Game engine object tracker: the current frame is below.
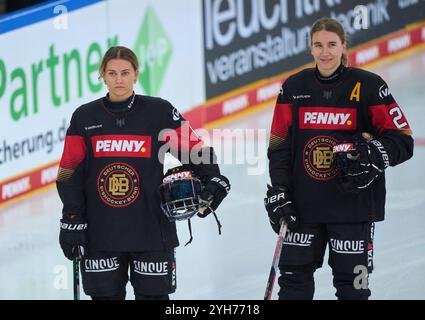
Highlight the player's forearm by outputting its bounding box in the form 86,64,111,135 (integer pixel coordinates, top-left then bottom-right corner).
189,146,221,178
56,181,86,217
268,149,293,189
378,130,414,166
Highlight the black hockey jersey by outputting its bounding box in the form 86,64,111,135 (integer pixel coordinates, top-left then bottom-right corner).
268,66,414,223
57,95,218,252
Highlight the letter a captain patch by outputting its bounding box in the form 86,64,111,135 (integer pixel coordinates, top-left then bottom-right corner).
350,82,361,102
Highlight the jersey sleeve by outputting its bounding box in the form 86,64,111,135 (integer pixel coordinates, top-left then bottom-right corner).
267,80,293,188
161,102,220,178
367,76,414,166
56,113,87,217
161,103,203,154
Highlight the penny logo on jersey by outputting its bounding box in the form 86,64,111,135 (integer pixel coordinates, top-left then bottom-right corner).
98,162,140,207
91,135,152,158
303,136,339,180
299,107,357,130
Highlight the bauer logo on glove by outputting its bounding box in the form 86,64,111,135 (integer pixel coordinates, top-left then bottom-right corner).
332,133,390,193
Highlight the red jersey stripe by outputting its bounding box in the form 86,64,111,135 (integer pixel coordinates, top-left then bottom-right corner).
368,103,411,133
271,103,292,140
59,136,86,170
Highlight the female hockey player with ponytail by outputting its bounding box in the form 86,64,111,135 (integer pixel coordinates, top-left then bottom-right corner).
264,17,413,300
56,46,230,300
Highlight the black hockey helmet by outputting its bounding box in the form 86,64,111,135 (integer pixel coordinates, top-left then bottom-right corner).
159,165,203,222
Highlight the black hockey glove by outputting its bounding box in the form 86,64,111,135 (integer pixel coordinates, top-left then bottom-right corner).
59,214,88,260
198,175,231,218
264,185,298,233
333,133,390,193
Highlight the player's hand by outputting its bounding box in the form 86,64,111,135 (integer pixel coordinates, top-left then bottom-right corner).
333,132,390,193
264,185,298,233
197,175,230,218
59,214,88,260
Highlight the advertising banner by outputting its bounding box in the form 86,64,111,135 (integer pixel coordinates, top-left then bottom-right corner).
106,0,205,109
202,0,425,99
0,1,109,202
0,0,205,205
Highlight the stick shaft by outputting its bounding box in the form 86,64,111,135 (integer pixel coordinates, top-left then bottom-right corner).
264,222,288,300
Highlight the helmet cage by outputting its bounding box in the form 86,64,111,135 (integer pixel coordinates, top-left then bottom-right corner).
159,177,203,221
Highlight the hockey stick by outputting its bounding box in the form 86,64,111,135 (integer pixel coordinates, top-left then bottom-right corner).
264,221,288,300
73,246,82,300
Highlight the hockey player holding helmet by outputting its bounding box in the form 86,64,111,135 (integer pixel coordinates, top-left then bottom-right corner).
264,18,414,300
159,165,227,245
56,46,230,300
